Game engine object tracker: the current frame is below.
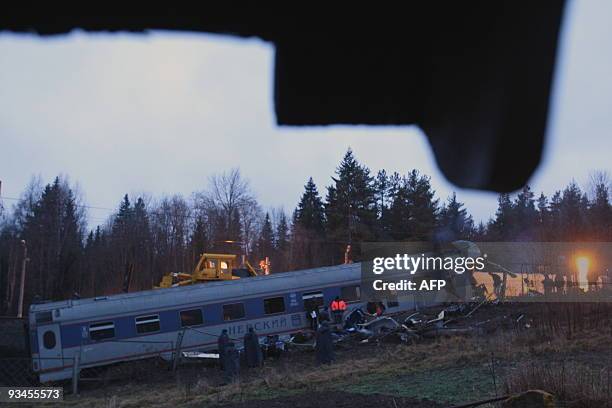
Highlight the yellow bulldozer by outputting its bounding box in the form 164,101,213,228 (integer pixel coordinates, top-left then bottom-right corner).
156,253,259,289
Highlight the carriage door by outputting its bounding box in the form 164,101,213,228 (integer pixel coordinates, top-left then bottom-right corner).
37,324,63,371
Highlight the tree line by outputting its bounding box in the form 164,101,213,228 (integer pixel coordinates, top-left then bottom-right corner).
0,149,610,313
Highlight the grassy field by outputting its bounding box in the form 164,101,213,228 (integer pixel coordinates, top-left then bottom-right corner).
30,303,612,407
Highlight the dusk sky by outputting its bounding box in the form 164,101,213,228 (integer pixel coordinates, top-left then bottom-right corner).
1,1,611,227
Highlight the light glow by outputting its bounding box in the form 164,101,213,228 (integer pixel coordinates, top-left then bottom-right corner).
576,256,590,291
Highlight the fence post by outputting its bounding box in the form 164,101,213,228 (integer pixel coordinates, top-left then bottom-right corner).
72,354,80,395
490,352,497,397
172,329,186,372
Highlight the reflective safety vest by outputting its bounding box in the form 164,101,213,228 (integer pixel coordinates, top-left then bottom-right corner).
331,300,347,311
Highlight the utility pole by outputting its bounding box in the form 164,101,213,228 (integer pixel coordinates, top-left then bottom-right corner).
0,179,4,220
17,240,29,318
0,179,9,314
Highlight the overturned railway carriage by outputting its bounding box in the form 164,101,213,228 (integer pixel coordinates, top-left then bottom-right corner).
29,262,430,382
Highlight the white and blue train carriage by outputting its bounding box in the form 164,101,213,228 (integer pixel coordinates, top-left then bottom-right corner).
29,262,423,382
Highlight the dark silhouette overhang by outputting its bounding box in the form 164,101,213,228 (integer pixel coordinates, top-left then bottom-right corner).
1,3,567,192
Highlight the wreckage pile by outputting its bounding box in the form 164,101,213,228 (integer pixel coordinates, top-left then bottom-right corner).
180,298,533,365
292,298,531,349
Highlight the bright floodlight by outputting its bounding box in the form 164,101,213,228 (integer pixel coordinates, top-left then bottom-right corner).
576,256,590,291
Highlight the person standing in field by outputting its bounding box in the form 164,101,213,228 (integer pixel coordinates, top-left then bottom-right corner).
330,296,347,324
243,327,263,368
315,321,334,364
217,329,230,370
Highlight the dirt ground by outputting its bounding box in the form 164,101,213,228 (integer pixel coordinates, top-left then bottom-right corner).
217,391,443,408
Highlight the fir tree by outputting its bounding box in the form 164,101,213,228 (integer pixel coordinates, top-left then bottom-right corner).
256,213,275,265
387,178,412,241
589,178,612,240
489,193,514,240
374,170,390,239
560,182,583,240
438,192,474,240
536,193,550,240
274,212,290,272
275,212,290,254
325,149,377,261
404,170,438,241
514,185,538,240
295,178,325,234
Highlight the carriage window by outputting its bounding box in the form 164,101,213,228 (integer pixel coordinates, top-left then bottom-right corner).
43,331,56,349
135,315,161,333
223,303,245,321
89,322,115,340
36,311,53,324
341,285,361,302
302,291,324,310
180,309,203,327
264,297,285,315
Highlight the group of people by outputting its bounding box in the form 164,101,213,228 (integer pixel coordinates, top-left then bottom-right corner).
216,296,389,377
217,327,263,383
307,296,349,330
309,297,389,365
305,296,349,365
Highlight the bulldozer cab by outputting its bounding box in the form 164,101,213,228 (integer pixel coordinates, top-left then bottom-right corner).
156,253,259,288
193,253,237,281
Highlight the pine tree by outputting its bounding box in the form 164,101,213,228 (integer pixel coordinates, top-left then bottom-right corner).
22,177,84,301
58,189,83,296
438,192,474,240
295,178,325,234
589,178,612,240
387,178,412,241
404,170,438,241
255,213,276,270
489,193,514,240
474,221,488,241
580,193,590,239
560,182,583,240
548,191,563,240
514,185,538,240
276,213,290,250
273,212,290,272
536,193,550,240
325,149,377,262
108,194,134,291
131,197,152,289
374,170,390,239
112,194,133,238
291,178,327,269
256,213,275,266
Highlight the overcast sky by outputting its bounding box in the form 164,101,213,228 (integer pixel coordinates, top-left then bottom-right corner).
1,1,611,228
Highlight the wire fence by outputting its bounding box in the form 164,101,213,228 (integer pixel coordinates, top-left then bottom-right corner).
0,357,41,387
0,325,295,399
0,353,197,395
0,329,222,395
